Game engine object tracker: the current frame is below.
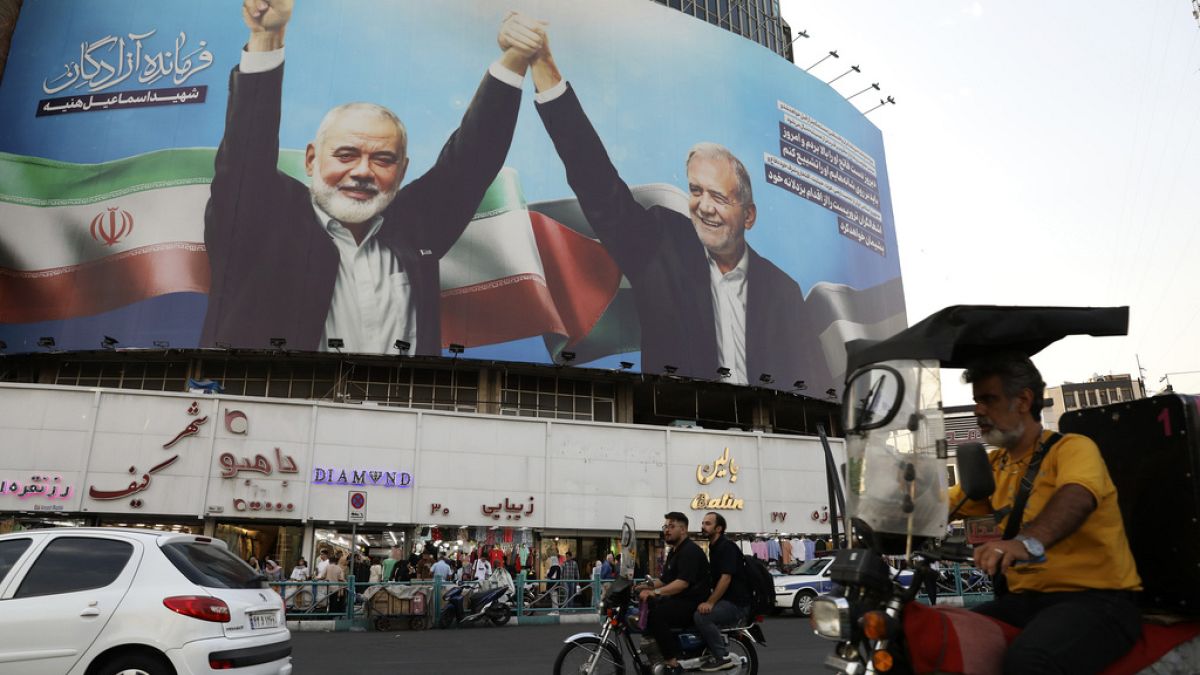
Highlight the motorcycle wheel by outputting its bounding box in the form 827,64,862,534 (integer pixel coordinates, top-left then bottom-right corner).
727,635,759,675
553,636,625,675
437,608,455,629
487,604,512,626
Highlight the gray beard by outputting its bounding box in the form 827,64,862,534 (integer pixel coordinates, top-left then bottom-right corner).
985,422,1025,449
310,177,398,225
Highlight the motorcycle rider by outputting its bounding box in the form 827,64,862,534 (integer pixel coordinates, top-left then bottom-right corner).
637,512,711,675
694,512,750,671
948,351,1141,674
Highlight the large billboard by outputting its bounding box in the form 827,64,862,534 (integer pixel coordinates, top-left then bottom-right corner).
0,0,905,394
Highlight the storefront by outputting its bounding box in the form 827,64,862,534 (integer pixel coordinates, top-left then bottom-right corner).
1,383,846,573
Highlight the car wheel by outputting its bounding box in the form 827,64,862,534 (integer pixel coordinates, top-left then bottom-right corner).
793,590,817,617
95,651,172,675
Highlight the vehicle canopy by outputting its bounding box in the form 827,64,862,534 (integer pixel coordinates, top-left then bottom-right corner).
839,305,1128,547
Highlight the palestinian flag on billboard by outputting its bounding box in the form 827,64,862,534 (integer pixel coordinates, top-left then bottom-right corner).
0,148,640,362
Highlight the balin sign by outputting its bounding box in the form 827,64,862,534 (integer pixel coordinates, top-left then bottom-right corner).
691,448,744,510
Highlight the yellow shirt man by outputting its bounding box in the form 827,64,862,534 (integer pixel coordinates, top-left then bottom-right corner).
949,431,1140,593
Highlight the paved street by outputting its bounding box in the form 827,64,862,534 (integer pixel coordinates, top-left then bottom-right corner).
290,615,832,674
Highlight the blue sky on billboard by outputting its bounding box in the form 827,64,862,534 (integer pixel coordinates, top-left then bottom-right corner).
782,0,1200,403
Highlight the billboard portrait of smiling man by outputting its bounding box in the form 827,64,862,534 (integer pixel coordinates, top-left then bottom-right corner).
201,0,545,354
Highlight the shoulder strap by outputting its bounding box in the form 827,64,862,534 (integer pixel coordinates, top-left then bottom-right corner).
1002,432,1063,539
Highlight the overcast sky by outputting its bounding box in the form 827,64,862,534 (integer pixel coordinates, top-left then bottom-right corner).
779,0,1200,405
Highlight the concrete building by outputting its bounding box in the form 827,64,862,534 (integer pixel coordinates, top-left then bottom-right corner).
1043,374,1146,430
651,0,796,61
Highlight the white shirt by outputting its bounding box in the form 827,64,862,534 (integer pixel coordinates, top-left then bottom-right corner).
314,206,417,354
239,49,527,353
474,558,492,581
708,247,750,385
316,557,329,578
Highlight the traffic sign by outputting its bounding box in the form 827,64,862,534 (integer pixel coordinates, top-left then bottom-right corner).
348,490,367,522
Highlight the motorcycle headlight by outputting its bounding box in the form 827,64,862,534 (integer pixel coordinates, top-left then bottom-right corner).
810,595,852,641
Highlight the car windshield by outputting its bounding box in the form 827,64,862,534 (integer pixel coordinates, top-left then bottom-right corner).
162,541,266,589
790,558,827,575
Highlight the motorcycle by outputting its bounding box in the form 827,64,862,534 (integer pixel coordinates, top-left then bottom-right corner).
553,578,766,675
437,580,513,628
809,305,1200,674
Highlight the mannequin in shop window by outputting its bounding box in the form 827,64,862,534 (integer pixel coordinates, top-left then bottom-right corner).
290,558,310,581
264,559,283,582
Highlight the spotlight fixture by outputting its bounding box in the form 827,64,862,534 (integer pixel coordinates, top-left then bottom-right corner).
663,365,678,375
394,339,411,353
37,336,55,349
101,335,119,350
560,351,576,363
214,341,232,350
153,340,170,349
759,373,774,385
826,388,838,399
326,338,344,352
716,367,731,378
269,337,287,349
792,380,807,391
619,361,634,370
448,343,465,355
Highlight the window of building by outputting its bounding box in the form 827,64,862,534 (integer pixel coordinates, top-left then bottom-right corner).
345,365,478,412
500,373,615,422
54,361,188,391
1063,392,1077,409
1099,389,1110,405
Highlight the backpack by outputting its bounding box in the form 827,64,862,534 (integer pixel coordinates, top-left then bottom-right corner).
741,556,776,617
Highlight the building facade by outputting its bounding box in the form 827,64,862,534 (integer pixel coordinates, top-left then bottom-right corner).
1043,374,1145,430
0,358,844,578
651,0,795,61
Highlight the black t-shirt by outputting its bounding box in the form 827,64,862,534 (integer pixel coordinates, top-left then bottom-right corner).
707,536,750,607
662,538,710,604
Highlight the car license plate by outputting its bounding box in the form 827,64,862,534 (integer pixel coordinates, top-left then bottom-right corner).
249,612,278,629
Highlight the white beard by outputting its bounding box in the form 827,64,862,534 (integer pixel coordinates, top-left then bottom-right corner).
984,422,1024,449
310,174,398,225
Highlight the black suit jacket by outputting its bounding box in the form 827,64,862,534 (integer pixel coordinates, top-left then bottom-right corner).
536,85,817,385
202,64,521,353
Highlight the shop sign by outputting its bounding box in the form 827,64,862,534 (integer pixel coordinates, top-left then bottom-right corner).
218,448,299,477
88,400,203,508
232,498,295,513
691,448,744,510
312,468,412,488
481,496,534,520
690,492,744,510
810,506,830,523
1,474,74,500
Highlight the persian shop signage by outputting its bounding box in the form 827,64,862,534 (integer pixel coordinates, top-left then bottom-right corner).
313,468,413,488
691,448,744,510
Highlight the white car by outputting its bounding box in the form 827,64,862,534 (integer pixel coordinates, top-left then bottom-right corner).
0,528,292,675
773,555,916,617
773,556,838,617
